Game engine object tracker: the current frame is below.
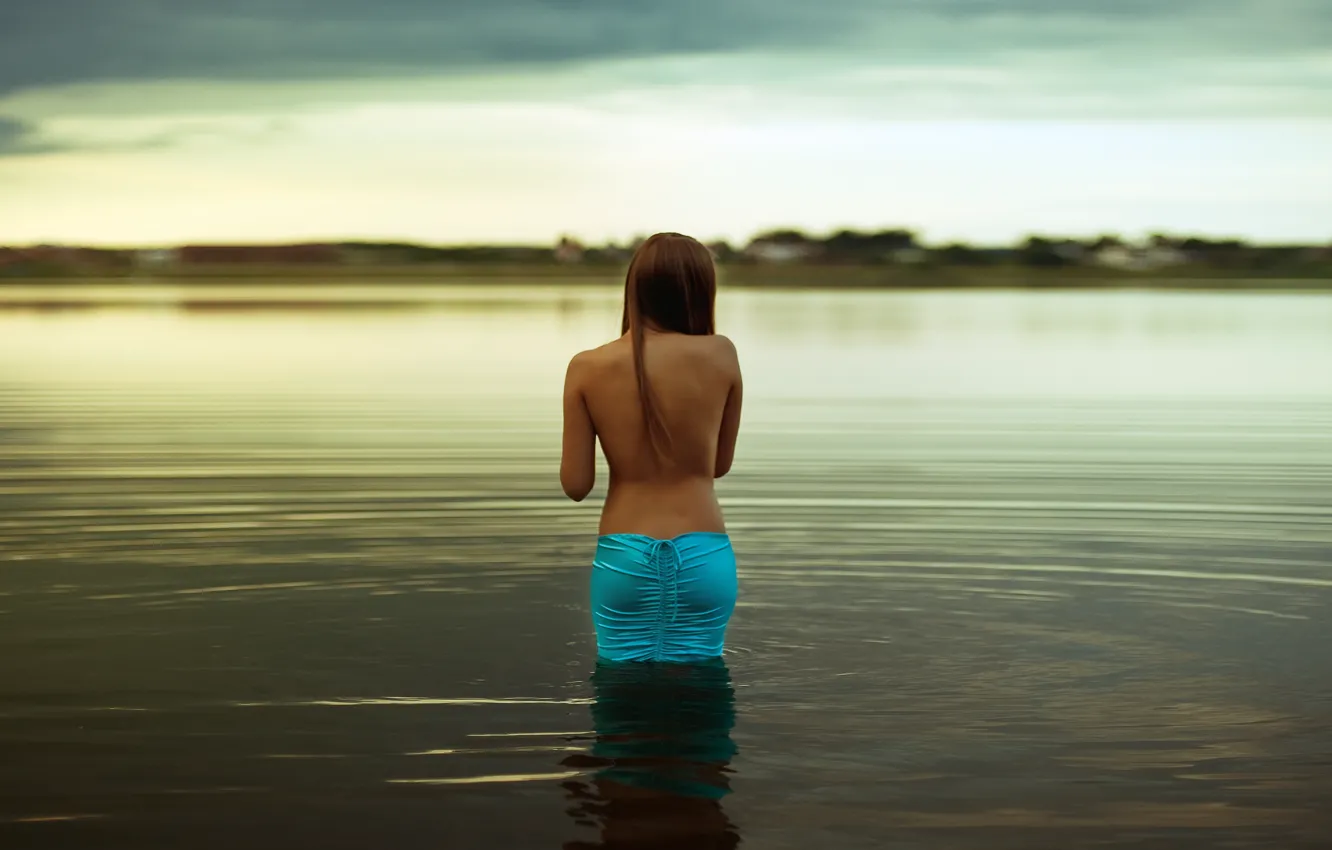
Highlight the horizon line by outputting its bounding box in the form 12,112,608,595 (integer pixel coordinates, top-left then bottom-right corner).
5,228,1330,252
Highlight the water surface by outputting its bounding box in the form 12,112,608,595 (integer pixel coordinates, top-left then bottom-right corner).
1,286,1330,848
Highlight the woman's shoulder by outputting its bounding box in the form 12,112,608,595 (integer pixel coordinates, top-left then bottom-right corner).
699,333,739,369
565,338,624,380
672,333,739,370
570,336,622,360
710,333,738,358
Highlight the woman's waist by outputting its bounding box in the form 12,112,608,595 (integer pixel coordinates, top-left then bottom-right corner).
599,479,725,538
594,530,735,572
606,474,719,498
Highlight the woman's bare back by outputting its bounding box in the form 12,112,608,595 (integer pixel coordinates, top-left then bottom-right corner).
561,330,743,538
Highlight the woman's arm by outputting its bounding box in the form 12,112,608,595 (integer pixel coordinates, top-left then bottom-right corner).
714,337,743,479
560,353,596,501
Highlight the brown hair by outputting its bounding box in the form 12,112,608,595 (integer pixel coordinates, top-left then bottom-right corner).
619,232,718,457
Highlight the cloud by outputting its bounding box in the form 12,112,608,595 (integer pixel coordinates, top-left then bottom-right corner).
0,0,1327,162
1,0,1329,98
0,116,63,156
0,0,851,94
0,110,294,158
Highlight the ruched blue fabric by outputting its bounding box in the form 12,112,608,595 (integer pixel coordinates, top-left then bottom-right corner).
591,532,737,662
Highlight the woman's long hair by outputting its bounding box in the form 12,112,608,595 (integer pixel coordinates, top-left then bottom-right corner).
619,233,717,457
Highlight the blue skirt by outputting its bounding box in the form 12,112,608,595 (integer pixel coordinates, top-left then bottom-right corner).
591,532,737,662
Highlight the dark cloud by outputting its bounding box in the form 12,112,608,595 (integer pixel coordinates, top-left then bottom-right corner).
1,0,853,94
1,1,1328,97
0,116,62,156
0,114,238,157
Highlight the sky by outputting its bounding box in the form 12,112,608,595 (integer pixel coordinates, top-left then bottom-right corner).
0,0,1329,247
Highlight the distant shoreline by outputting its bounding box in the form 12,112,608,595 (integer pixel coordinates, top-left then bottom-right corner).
0,262,1329,293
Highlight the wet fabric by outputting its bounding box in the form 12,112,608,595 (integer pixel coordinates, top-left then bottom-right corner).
591,532,737,662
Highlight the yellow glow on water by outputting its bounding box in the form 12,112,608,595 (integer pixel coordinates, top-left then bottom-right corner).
0,285,619,392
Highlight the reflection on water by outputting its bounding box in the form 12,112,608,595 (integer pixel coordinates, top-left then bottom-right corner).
0,285,1331,847
561,661,738,849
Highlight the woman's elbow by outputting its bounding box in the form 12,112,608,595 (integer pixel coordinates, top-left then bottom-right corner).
563,485,591,502
561,474,593,502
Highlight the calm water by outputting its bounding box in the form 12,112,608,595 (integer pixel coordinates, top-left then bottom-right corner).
1,285,1331,849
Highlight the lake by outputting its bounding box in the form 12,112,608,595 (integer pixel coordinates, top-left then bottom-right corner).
1,284,1331,849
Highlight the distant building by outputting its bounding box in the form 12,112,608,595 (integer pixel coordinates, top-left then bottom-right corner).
554,236,584,264
135,248,178,268
745,242,808,263
744,232,821,264
1093,244,1138,270
1092,241,1188,271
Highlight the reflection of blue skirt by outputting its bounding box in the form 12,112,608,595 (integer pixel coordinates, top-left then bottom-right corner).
583,658,738,800
591,533,737,663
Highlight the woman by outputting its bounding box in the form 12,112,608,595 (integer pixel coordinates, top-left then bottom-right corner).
560,232,743,663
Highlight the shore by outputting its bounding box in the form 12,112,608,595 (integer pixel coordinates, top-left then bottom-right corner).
0,262,1329,294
